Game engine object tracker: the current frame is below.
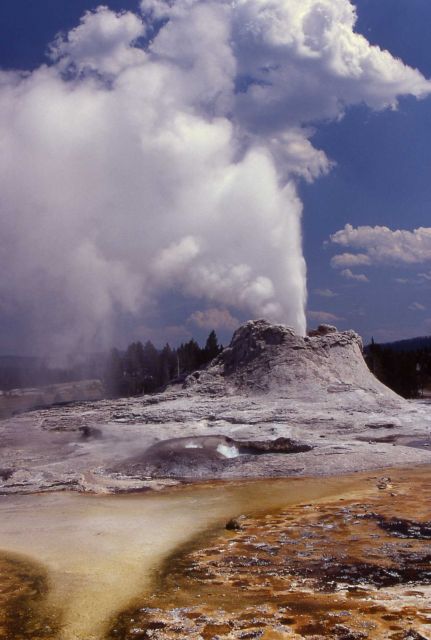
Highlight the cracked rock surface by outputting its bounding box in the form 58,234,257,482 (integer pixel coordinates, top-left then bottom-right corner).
1,320,431,494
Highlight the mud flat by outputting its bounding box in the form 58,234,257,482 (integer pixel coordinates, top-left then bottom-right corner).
0,467,430,640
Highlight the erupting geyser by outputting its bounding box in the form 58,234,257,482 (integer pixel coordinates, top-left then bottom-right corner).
0,0,430,354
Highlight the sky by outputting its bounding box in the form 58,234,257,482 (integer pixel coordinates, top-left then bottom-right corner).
0,0,431,356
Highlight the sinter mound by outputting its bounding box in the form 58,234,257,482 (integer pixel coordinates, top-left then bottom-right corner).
184,319,399,401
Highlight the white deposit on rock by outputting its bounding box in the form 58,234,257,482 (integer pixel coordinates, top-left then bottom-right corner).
184,319,399,404
0,319,430,494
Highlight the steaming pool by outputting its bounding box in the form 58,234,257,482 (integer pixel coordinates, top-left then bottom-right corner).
0,468,430,640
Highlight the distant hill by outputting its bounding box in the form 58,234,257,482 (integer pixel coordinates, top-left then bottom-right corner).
0,379,105,418
0,356,46,390
0,354,106,391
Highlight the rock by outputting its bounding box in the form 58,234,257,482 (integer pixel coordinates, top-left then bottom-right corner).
79,426,102,440
114,435,312,479
333,625,367,640
226,515,247,530
403,631,429,640
366,422,397,430
237,437,312,455
377,477,392,490
308,324,338,337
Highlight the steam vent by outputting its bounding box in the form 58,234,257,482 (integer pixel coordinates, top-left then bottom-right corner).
1,319,430,494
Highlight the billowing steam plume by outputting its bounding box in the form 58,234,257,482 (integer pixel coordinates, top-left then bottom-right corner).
0,0,429,353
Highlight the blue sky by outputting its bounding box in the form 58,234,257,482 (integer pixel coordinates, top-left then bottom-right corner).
303,0,431,343
0,0,431,355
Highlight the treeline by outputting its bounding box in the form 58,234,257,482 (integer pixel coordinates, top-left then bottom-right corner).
365,340,431,399
104,330,223,397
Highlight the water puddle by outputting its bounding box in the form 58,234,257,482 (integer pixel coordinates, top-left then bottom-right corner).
0,468,429,639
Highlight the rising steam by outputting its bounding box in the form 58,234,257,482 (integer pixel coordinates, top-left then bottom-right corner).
0,0,429,354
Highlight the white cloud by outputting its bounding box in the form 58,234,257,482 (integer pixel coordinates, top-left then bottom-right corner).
330,224,431,266
330,252,372,269
0,1,429,354
230,0,430,134
394,273,431,285
188,308,239,331
314,288,337,298
409,302,426,311
340,269,369,282
307,310,343,323
50,6,146,76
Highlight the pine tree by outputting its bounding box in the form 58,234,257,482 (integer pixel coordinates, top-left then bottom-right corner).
203,329,221,364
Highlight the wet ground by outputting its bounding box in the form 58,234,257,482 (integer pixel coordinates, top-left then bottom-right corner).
0,553,60,639
0,468,430,639
0,473,373,640
109,467,431,640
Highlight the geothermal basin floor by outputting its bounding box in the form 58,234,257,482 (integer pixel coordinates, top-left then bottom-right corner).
0,467,430,640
